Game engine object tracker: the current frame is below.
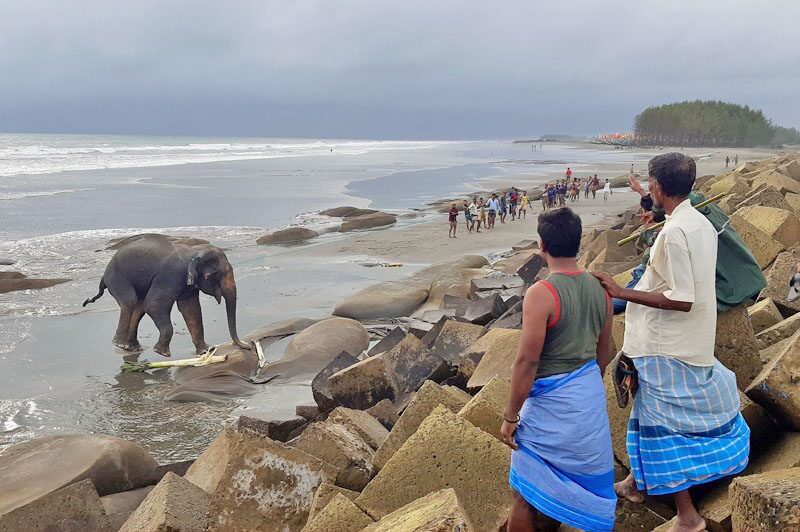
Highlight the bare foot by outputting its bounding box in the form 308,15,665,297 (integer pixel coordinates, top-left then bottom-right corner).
666,516,707,532
614,476,645,504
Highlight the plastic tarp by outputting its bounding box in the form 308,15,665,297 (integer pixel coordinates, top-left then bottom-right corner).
689,192,766,311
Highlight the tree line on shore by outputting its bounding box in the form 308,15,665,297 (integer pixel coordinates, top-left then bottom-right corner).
634,100,800,148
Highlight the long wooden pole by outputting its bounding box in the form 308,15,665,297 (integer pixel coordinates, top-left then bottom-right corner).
617,192,728,246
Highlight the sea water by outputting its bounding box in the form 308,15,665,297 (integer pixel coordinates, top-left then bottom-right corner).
0,133,648,459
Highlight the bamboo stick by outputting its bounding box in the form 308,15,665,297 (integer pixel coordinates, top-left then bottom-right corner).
617,192,727,246
121,351,227,372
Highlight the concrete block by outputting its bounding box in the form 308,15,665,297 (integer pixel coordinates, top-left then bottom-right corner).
736,184,794,212
714,305,762,390
382,334,445,396
735,206,800,248
236,414,307,443
296,404,320,420
469,275,524,298
752,169,800,195
328,406,390,450
0,479,111,532
100,486,154,531
365,399,399,431
185,427,337,531
578,230,637,269
746,331,800,430
368,326,408,357
428,320,487,366
372,381,471,471
119,472,208,532
786,193,800,213
730,467,800,532
779,159,800,180
465,328,523,388
301,493,373,532
748,298,785,334
356,406,511,531
708,174,750,197
458,376,510,440
289,421,375,491
360,488,473,532
517,253,547,284
729,215,785,269
760,336,792,366
512,239,538,251
698,433,800,531
312,352,360,413
461,294,507,325
329,354,399,411
307,483,360,522
755,312,800,350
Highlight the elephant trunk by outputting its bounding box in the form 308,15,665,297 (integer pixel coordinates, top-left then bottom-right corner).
221,272,251,350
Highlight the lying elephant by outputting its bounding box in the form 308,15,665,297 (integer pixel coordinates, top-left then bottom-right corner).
83,234,251,356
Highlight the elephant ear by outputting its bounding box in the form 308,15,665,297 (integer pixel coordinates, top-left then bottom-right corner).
187,252,201,286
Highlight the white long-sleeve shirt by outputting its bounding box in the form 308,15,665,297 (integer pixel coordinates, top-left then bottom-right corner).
622,199,718,366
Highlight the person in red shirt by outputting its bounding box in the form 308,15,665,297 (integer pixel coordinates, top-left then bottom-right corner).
448,203,458,238
565,167,572,180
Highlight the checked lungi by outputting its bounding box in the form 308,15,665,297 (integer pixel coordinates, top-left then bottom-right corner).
510,360,616,532
627,355,750,495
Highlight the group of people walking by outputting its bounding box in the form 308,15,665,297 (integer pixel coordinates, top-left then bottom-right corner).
542,171,613,211
448,187,530,237
447,169,617,237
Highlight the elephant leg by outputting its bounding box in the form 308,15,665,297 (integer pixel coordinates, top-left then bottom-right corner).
110,284,141,351
177,294,209,355
145,299,175,357
126,301,145,351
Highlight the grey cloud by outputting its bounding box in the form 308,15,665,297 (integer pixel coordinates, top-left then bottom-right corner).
1,0,798,138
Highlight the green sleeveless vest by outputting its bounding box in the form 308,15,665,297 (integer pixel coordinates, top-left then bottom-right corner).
536,271,609,378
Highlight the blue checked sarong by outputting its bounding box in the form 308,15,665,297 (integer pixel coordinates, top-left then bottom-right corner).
627,355,750,495
510,360,616,532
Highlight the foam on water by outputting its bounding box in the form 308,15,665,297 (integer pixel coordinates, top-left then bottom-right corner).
0,134,456,178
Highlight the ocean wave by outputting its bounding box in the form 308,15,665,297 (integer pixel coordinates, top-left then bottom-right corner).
0,187,97,200
0,136,457,178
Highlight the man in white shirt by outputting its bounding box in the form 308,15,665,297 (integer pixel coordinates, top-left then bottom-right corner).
467,198,480,233
594,153,749,532
487,194,500,229
602,179,612,203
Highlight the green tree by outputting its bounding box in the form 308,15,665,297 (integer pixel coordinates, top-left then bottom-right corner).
634,100,797,147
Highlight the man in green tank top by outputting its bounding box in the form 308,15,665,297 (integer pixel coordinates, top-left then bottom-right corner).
501,208,616,532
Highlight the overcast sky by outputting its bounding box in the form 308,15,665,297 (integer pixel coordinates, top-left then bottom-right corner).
2,1,798,139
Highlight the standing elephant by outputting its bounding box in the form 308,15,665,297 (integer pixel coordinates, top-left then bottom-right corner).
83,234,251,356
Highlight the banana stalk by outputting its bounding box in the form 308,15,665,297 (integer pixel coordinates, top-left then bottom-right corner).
121,350,227,372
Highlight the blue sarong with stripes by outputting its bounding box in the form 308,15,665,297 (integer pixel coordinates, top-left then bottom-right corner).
510,360,616,532
627,355,750,495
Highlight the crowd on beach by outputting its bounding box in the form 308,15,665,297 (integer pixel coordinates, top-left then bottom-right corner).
447,167,614,238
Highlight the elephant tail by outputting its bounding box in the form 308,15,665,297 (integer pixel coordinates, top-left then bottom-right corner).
83,279,107,307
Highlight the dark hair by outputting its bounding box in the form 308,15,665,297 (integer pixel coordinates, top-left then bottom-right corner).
649,152,696,197
538,207,581,258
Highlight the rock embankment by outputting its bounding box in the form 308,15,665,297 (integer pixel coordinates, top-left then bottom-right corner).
4,152,800,531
